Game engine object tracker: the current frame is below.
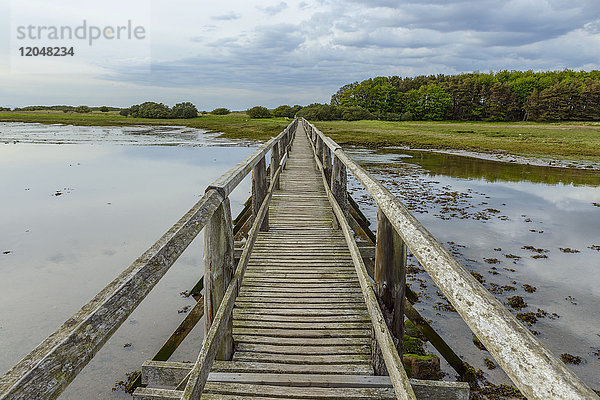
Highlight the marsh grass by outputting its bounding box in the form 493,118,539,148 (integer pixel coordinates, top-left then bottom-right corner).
2,111,600,161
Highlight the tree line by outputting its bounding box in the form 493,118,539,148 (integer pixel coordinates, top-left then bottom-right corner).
330,70,600,122
6,105,120,113
120,102,198,119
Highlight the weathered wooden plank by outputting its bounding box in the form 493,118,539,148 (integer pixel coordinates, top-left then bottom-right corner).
241,273,357,279
209,372,390,388
239,286,362,294
203,381,391,398
235,297,364,304
234,335,371,346
233,308,368,317
233,327,370,338
240,279,362,287
233,321,369,330
237,290,363,298
210,361,374,375
234,315,369,325
234,302,367,310
240,280,361,288
234,343,370,355
232,352,371,365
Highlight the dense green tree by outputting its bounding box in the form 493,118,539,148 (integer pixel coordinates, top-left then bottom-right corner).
339,106,374,121
331,69,600,122
171,102,198,119
272,105,293,117
247,106,271,118
211,107,230,115
272,105,303,118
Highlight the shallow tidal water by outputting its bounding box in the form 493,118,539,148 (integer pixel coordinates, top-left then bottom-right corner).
1,122,599,397
346,147,600,390
0,123,256,399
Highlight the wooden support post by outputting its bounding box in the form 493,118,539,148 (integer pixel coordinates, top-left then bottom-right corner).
316,136,324,162
204,197,234,361
331,155,348,230
271,142,281,190
252,156,269,231
323,147,332,185
373,207,407,374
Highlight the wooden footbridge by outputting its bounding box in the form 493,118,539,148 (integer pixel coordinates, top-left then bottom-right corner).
1,119,598,400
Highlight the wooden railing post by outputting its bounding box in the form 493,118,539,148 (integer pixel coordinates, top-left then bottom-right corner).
373,207,406,374
252,156,269,231
316,136,324,162
323,147,332,185
204,197,234,361
331,154,348,229
271,142,281,190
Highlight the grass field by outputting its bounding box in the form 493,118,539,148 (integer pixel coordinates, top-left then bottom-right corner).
2,111,600,162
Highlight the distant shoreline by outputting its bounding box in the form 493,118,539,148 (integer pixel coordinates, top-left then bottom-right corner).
2,111,600,169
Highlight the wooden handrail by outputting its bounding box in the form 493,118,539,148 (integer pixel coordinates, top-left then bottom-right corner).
306,128,417,400
0,119,298,400
300,118,600,400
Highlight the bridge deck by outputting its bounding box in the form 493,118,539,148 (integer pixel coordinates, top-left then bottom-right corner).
201,127,394,398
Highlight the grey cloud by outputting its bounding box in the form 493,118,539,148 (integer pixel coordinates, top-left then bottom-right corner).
259,2,288,15
211,12,241,20
102,0,600,109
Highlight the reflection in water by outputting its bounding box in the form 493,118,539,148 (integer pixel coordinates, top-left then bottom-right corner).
346,147,600,389
0,138,256,399
366,148,600,187
0,122,238,146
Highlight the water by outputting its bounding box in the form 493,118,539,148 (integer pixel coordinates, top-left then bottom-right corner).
346,147,600,390
0,123,257,399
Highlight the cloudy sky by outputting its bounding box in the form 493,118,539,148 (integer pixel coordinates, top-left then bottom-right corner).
1,0,599,109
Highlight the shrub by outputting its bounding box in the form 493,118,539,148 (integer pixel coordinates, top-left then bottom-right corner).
247,106,271,118
125,102,169,118
74,106,91,113
119,109,130,116
99,106,110,112
211,107,230,115
170,102,198,119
